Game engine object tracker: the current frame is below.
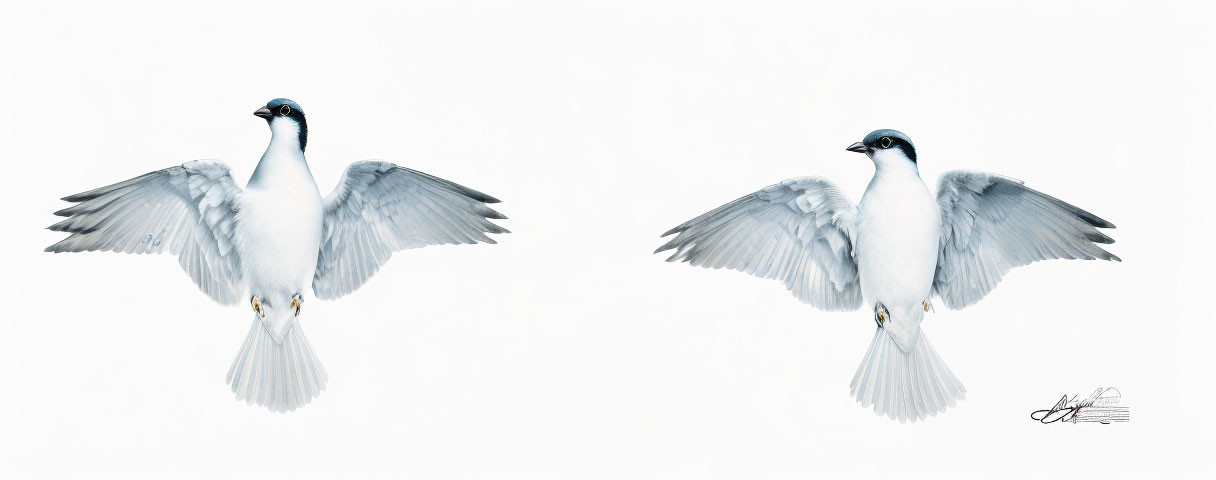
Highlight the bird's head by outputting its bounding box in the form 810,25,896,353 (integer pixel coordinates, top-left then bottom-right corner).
254,98,308,151
846,129,917,168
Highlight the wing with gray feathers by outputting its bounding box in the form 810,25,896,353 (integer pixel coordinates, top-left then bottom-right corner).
656,177,862,311
933,170,1119,309
46,160,245,305
312,161,508,300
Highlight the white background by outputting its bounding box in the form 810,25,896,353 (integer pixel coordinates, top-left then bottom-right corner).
2,1,1213,478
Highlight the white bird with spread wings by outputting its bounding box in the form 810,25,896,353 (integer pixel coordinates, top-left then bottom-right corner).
656,129,1118,422
46,98,508,412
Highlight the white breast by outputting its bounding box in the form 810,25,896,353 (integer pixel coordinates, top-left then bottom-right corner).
237,186,322,291
234,118,324,302
853,152,940,312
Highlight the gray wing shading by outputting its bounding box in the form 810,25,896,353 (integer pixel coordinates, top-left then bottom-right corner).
46,160,245,305
656,177,862,311
312,160,509,300
933,170,1119,309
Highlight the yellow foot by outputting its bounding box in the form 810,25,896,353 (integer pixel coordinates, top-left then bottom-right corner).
290,294,302,317
251,295,265,318
874,303,889,328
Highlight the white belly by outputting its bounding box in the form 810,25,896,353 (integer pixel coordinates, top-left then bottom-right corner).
854,176,940,314
235,178,324,303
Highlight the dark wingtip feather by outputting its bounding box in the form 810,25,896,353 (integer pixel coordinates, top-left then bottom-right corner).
660,226,684,237
44,239,70,253
58,171,161,203
1085,231,1116,244
455,184,499,204
654,242,679,254
61,192,102,202
47,219,94,233
1092,247,1121,262
459,188,500,204
1053,198,1115,229
1024,186,1117,230
1083,215,1116,229
61,188,109,202
60,187,109,202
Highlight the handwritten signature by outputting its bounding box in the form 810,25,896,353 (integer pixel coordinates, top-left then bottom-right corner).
1030,387,1129,424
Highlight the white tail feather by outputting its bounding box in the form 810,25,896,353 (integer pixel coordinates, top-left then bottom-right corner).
226,316,328,413
849,327,965,422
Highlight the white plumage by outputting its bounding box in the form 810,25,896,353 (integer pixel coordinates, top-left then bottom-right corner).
658,129,1117,422
47,99,508,412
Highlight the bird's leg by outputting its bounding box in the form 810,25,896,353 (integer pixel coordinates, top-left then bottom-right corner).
874,302,889,328
923,300,934,313
251,295,265,318
290,293,302,317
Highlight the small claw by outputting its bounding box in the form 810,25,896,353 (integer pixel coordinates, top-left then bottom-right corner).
874,302,889,328
290,294,301,317
251,296,265,318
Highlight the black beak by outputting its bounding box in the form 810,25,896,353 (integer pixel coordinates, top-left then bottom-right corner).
846,142,869,153
253,107,273,119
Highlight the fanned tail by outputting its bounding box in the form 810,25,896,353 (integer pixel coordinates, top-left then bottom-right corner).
849,327,965,422
226,316,328,413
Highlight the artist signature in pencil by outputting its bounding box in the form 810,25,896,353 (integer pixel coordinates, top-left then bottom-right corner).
1030,387,1129,424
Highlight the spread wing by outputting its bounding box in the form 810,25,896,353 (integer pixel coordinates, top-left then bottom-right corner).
656,177,862,311
46,160,245,305
933,170,1119,309
312,161,508,300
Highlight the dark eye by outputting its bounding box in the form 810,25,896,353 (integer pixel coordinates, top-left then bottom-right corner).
879,136,893,148
279,105,292,115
